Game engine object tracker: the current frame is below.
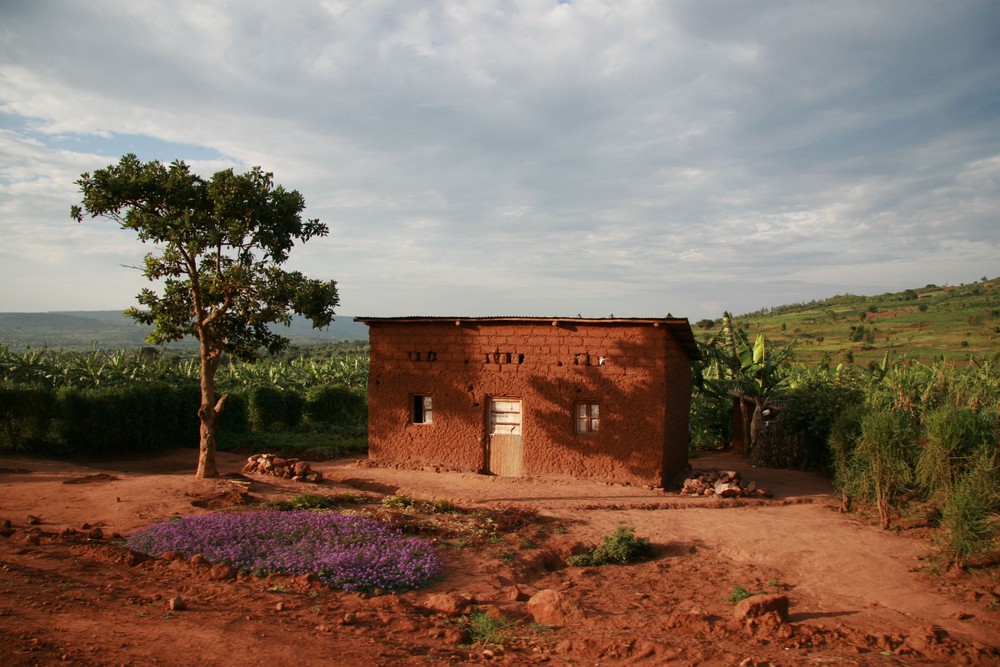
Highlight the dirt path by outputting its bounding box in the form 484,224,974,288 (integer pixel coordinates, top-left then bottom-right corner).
1,449,997,666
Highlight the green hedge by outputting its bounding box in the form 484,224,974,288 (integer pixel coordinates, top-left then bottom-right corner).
1,382,366,457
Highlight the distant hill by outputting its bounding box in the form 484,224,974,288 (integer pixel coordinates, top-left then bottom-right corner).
0,311,368,351
696,277,1000,365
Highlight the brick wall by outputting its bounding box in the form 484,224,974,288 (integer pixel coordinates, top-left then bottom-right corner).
366,320,693,487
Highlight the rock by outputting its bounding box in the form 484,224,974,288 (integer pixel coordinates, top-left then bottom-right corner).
526,589,585,627
506,584,531,602
421,592,471,616
189,554,209,568
208,563,237,580
733,593,789,623
714,482,742,498
168,597,186,611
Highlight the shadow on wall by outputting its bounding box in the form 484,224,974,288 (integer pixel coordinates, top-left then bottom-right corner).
524,337,685,487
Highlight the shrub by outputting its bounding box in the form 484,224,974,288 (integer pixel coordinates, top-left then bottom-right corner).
916,406,994,501
939,448,1000,568
854,408,916,529
689,393,732,452
248,386,302,431
305,384,367,427
0,387,58,451
828,405,865,512
124,510,443,591
567,524,653,566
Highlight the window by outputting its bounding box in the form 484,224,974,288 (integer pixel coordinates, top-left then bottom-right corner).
412,395,433,424
576,402,599,433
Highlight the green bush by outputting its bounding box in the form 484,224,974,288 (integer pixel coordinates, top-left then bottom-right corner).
916,406,994,501
828,405,865,512
567,524,653,566
0,386,58,451
305,384,367,426
688,393,732,451
779,374,864,471
939,448,1000,568
854,408,916,529
47,383,198,457
248,386,303,431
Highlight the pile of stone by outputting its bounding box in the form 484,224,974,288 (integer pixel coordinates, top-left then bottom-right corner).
678,469,772,498
242,453,324,483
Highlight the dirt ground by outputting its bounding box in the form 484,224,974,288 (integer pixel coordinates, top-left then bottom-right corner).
1,448,998,666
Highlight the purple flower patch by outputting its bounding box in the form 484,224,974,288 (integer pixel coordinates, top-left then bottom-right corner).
124,510,444,591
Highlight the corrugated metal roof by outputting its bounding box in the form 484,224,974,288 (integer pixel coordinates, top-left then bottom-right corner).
353,316,701,360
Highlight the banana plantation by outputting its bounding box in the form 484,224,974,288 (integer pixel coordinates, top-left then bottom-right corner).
0,342,369,460
692,313,1000,569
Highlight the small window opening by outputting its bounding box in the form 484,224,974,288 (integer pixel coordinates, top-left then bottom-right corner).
576,402,600,433
412,395,433,424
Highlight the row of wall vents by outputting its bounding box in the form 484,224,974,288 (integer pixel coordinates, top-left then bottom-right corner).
405,351,606,366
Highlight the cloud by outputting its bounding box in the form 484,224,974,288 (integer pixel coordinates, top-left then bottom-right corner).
0,0,998,318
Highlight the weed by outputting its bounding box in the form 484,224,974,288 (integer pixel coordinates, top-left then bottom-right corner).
381,494,415,509
496,549,516,563
267,494,341,511
459,609,519,648
427,499,461,514
726,585,757,604
567,524,653,566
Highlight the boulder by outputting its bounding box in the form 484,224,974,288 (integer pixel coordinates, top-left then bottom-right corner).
527,589,585,627
733,593,789,623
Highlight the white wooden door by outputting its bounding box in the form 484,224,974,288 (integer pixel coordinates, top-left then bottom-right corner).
488,398,522,476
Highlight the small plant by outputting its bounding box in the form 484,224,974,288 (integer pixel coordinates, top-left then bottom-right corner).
427,499,461,514
459,609,519,648
381,494,415,509
267,494,340,511
726,585,756,604
567,524,653,566
475,504,541,536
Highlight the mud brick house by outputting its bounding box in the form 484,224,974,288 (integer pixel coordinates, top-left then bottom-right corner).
355,316,700,488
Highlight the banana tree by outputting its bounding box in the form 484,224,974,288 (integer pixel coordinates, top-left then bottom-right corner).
700,312,793,456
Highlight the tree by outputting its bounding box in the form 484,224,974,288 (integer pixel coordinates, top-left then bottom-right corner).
699,312,792,456
71,154,339,478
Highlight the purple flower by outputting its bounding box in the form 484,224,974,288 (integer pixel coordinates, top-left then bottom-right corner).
124,510,444,591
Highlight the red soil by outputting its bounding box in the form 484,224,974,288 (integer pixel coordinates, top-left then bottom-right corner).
1,449,997,666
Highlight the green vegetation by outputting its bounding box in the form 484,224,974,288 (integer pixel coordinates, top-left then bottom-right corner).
0,342,368,459
701,277,1000,365
693,279,999,568
725,585,757,604
458,609,521,648
567,524,653,566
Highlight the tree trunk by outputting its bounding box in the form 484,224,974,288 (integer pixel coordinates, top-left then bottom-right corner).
749,400,764,457
196,340,221,479
738,397,752,455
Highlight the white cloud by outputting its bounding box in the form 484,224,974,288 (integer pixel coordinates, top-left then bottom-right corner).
0,0,998,320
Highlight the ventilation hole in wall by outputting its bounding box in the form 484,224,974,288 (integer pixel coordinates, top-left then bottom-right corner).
518,354,525,364
428,351,437,362
504,352,512,364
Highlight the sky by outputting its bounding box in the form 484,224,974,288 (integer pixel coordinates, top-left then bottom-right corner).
1,0,998,322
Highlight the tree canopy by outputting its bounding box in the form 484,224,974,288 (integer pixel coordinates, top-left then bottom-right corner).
72,154,339,477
